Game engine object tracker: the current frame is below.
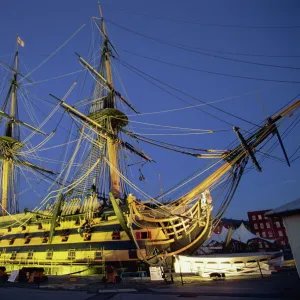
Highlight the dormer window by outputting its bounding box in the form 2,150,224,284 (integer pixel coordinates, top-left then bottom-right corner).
112,230,121,240
61,229,70,242
83,232,92,241
62,236,69,242
42,232,49,243
24,237,31,244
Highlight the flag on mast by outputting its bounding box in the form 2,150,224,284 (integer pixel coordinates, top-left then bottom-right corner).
17,36,25,47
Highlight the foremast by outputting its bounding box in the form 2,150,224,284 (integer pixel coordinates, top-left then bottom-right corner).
1,39,19,215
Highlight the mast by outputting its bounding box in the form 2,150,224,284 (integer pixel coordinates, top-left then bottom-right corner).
98,2,121,199
1,38,19,215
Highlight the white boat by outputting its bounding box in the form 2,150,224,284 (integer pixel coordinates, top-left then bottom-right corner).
174,251,284,277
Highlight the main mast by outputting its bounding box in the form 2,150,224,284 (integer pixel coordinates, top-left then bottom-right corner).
100,4,120,198
1,39,19,215
91,2,122,199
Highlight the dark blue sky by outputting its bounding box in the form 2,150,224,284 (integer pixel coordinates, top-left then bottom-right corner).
0,0,300,219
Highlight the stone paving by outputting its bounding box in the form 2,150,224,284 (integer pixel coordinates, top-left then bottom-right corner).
1,269,299,299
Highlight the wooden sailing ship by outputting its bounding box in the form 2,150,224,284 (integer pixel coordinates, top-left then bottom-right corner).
0,3,299,276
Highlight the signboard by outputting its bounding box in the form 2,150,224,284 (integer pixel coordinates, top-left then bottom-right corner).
149,266,163,281
8,270,19,282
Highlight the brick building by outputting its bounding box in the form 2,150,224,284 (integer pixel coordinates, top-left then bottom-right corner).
214,218,250,234
247,209,289,249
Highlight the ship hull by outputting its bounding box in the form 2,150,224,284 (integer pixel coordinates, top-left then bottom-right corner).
0,212,167,275
0,198,212,275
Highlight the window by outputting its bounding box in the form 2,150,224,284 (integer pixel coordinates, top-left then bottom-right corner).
281,240,286,245
42,237,48,243
94,251,103,260
61,229,70,242
258,242,263,248
62,236,69,242
136,231,152,240
266,222,270,229
112,230,120,240
265,243,269,248
278,230,283,237
260,223,264,229
24,237,31,244
268,231,274,238
10,251,17,260
42,231,49,243
84,232,92,241
141,232,149,239
46,250,53,260
254,223,258,229
27,251,34,260
258,215,262,220
262,232,267,237
128,249,138,259
252,215,256,221
256,232,260,237
275,221,281,228
68,250,76,261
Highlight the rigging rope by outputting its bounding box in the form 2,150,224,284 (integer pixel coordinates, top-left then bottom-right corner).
19,24,86,83
102,5,300,30
117,59,259,128
23,69,86,86
125,89,264,117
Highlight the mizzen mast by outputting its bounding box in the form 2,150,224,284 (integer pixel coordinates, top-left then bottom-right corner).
1,36,52,216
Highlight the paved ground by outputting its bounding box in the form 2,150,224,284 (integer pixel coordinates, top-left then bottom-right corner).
0,288,92,300
1,269,299,299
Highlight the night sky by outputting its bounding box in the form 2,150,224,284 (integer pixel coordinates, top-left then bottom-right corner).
0,0,300,219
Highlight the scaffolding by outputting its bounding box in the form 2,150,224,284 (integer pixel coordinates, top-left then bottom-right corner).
0,247,105,276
